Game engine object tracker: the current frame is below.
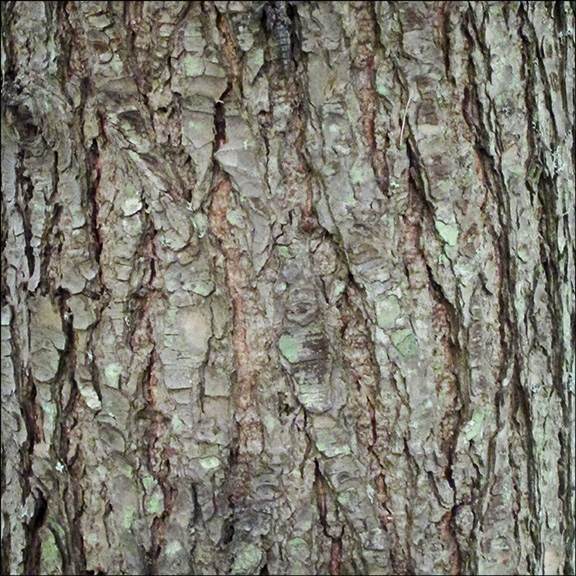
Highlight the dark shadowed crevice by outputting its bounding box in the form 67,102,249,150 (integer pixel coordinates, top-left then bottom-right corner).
22,492,48,576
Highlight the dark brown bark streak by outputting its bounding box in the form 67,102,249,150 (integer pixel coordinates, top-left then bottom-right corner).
215,4,243,95
58,12,102,574
350,2,389,195
53,291,88,575
210,1,263,425
348,3,466,570
313,459,342,575
22,493,48,576
137,346,176,575
208,174,262,430
205,12,271,560
81,82,106,297
37,152,64,296
439,2,456,87
208,165,266,572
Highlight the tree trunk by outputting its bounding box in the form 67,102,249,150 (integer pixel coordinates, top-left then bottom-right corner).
1,2,574,574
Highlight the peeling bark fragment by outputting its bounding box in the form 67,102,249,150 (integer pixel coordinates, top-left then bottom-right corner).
264,1,295,75
279,323,332,414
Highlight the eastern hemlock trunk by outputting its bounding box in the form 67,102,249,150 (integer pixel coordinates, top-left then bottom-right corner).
1,2,574,575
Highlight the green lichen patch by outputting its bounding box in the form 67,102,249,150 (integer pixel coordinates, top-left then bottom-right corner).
278,246,292,259
435,221,459,246
246,48,264,81
104,363,123,388
336,488,360,510
119,460,134,478
391,329,419,358
78,383,101,411
287,537,309,555
226,208,243,226
41,529,62,572
182,53,205,77
297,385,332,414
165,541,183,556
121,197,142,217
231,543,263,575
278,334,301,363
191,280,214,297
199,456,220,470
463,408,485,441
147,491,164,515
122,505,137,530
142,475,156,493
375,296,401,328
333,279,347,299
121,184,142,216
171,414,184,434
315,428,351,458
349,162,367,185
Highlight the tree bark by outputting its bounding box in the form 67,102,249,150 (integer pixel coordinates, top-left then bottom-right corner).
1,2,574,575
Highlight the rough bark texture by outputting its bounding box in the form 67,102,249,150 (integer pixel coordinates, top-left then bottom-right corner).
1,2,574,575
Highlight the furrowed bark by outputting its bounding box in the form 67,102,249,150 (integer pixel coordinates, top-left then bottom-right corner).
1,2,574,575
